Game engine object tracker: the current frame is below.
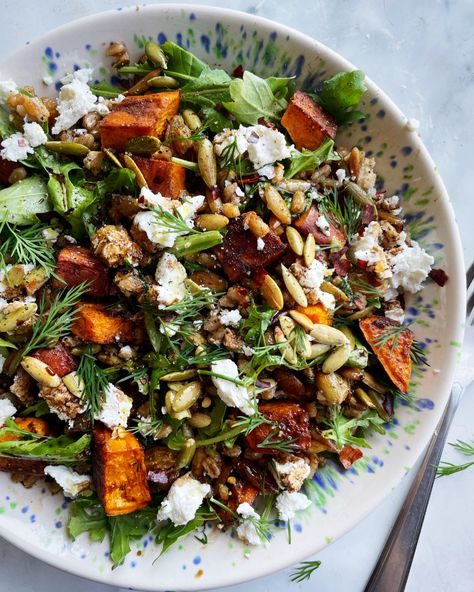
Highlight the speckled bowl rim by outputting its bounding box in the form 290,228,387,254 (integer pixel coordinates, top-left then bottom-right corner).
0,4,466,590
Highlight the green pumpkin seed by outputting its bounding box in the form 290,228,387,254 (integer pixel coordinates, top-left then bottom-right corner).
172,381,202,412
0,302,37,333
310,324,349,346
124,135,161,155
188,413,212,428
354,387,376,409
281,264,308,307
103,148,122,168
45,141,90,157
123,154,148,188
314,372,349,405
147,75,179,89
197,138,217,188
182,109,202,132
176,439,196,468
322,341,352,374
161,369,197,382
145,41,168,69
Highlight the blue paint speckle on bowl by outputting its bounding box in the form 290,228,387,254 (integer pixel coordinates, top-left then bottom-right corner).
366,150,373,157
201,34,210,53
176,32,183,47
30,514,36,523
417,398,435,411
189,12,196,21
405,444,411,451
365,135,372,143
130,561,137,568
372,456,384,467
45,47,53,58
21,505,28,514
157,32,167,45
390,160,398,168
85,43,92,50
49,62,58,73
376,109,386,118
370,97,378,105
193,556,201,565
402,146,413,155
294,523,302,533
55,521,62,529
182,564,187,570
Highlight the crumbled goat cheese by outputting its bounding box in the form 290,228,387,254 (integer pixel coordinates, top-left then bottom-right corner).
42,228,60,243
256,237,265,251
211,359,254,416
388,240,434,294
335,168,347,184
157,473,210,526
23,122,48,147
52,68,99,134
384,195,399,208
219,309,242,328
0,399,16,426
214,125,291,169
134,211,175,248
235,185,245,198
385,307,405,324
275,491,311,521
273,458,310,492
139,186,173,210
257,164,275,180
350,221,391,278
118,345,133,360
94,383,132,429
236,502,267,546
95,95,110,116
43,465,91,498
0,132,34,162
153,252,187,307
0,79,17,101
406,118,420,131
298,259,335,310
242,345,255,356
316,214,331,236
0,354,5,373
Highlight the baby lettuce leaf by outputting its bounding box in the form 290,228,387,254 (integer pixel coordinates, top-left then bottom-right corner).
0,175,52,224
68,496,157,566
162,40,207,80
312,70,367,125
200,106,232,132
285,137,339,179
180,67,232,108
156,505,217,557
0,107,14,139
222,71,288,125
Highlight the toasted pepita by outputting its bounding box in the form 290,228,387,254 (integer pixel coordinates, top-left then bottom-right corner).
281,264,308,307
45,141,90,157
145,41,168,69
147,75,179,89
320,280,350,302
260,274,284,310
188,413,212,428
264,184,291,224
310,324,349,346
303,233,316,268
195,214,229,230
0,302,37,333
161,369,198,382
322,341,352,373
63,371,86,398
21,356,61,388
198,139,217,188
123,154,148,188
182,109,202,132
172,381,202,412
103,148,122,168
124,135,161,155
289,309,314,331
315,372,349,405
286,226,304,256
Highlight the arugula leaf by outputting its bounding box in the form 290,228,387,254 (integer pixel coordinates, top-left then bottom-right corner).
181,67,232,108
0,420,91,463
285,137,339,179
0,337,17,348
0,176,52,224
200,106,232,132
321,408,386,450
156,506,216,557
223,71,288,125
312,70,367,125
240,301,275,346
162,41,207,79
68,497,157,566
95,167,137,199
0,107,15,139
90,81,121,98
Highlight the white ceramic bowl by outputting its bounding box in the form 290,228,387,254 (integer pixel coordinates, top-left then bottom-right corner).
0,5,465,590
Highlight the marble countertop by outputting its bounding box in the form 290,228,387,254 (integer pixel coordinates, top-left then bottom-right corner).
1,1,473,591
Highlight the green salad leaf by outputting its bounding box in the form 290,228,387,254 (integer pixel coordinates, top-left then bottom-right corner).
0,419,91,463
200,105,232,132
0,176,52,224
162,41,207,79
284,137,339,179
321,408,386,450
312,70,367,124
156,505,217,557
181,67,232,108
68,496,157,566
0,107,14,139
223,71,288,125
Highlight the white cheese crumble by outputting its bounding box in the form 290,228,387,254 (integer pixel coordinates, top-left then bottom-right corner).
42,227,60,243
139,186,173,210
350,221,390,278
214,124,291,169
335,168,347,184
236,502,267,547
384,307,405,324
0,79,17,102
219,309,242,328
275,490,311,521
388,240,434,294
94,383,132,429
118,345,133,360
0,399,16,426
210,359,254,416
256,237,265,251
298,259,335,310
257,164,275,180
52,68,99,134
156,473,210,526
153,252,187,307
0,122,47,162
315,214,331,237
273,458,310,492
242,345,255,356
0,354,5,373
43,465,91,498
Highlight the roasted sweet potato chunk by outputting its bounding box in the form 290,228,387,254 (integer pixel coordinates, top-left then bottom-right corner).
215,216,286,282
31,342,77,378
246,401,311,454
54,246,110,297
218,479,259,523
294,205,346,247
100,91,181,150
281,90,337,150
0,418,53,476
339,444,363,469
92,424,151,516
134,157,186,198
359,315,414,393
71,303,134,344
295,303,331,325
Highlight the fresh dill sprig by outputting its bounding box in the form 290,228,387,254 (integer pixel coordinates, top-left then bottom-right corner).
257,429,300,453
319,187,361,238
410,340,430,367
76,345,110,419
372,322,412,352
0,220,57,277
349,276,382,308
218,137,249,177
437,438,474,477
21,282,89,357
320,406,386,450
152,205,200,236
130,416,164,439
290,560,322,583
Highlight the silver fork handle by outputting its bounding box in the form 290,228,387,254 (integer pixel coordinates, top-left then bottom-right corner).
364,383,463,592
